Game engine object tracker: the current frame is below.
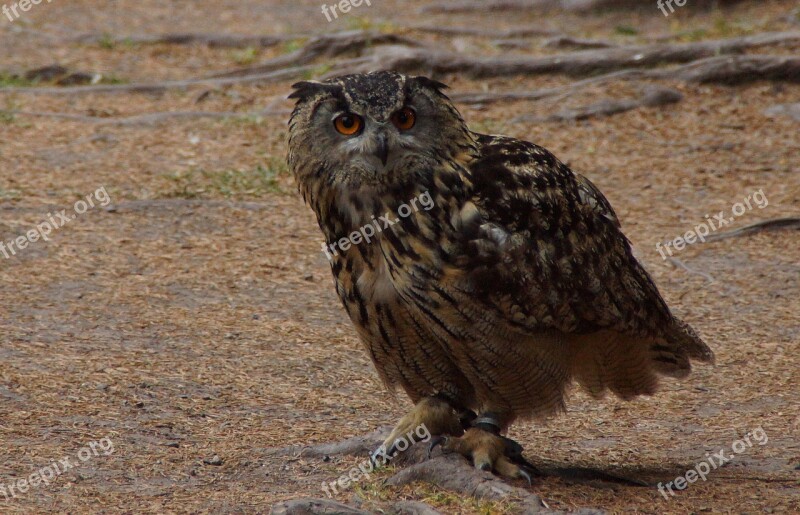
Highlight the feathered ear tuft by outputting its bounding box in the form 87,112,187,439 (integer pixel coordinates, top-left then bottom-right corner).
412,76,449,93
288,80,338,101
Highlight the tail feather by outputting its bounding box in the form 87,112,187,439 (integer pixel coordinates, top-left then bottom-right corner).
568,322,712,400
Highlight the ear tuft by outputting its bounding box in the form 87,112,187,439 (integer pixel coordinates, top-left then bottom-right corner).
413,76,449,93
288,80,337,101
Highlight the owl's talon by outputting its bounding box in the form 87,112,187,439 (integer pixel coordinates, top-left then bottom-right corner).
518,467,533,487
379,396,464,463
443,427,535,484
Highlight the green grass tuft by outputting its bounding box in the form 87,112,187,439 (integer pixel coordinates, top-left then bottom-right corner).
161,161,286,199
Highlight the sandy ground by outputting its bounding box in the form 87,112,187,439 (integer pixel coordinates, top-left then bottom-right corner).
0,0,798,513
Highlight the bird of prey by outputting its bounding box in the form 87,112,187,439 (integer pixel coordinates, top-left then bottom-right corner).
287,71,713,480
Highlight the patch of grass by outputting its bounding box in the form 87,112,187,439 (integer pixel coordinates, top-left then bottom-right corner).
0,99,21,124
354,476,517,514
231,47,260,65
0,73,35,88
98,74,128,85
96,33,137,50
670,12,758,42
682,28,710,42
161,161,285,199
614,25,638,36
282,38,306,54
346,16,375,31
302,64,332,80
98,33,117,50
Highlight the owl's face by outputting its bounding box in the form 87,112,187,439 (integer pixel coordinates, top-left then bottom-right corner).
288,72,474,194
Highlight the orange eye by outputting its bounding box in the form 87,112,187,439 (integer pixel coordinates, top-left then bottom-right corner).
334,113,363,136
391,107,416,130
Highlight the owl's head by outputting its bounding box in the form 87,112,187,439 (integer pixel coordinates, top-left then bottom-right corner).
288,72,475,195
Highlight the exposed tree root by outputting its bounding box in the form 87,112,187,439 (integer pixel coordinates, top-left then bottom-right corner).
452,55,800,108
270,498,372,515
355,31,800,78
542,36,617,49
388,452,551,512
298,426,390,458
407,24,560,38
3,31,798,98
0,58,368,95
74,32,291,48
0,108,290,126
668,55,800,84
419,0,551,14
274,430,651,513
703,217,800,243
420,0,742,13
269,498,447,515
208,31,424,79
543,86,682,121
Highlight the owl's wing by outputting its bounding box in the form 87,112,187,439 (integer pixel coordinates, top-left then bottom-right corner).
457,134,712,362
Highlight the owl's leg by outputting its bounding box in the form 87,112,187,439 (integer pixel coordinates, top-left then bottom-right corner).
372,394,469,464
434,413,537,484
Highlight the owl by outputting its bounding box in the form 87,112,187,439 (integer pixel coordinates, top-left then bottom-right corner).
287,71,713,481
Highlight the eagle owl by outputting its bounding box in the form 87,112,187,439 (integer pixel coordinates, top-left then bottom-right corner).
287,71,713,479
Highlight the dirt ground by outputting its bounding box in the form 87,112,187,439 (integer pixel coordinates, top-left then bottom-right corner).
0,0,798,513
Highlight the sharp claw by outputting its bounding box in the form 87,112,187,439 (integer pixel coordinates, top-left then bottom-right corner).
477,462,492,471
518,467,532,487
427,435,447,459
386,442,398,458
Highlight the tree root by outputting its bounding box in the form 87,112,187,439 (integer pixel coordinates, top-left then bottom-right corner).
207,31,424,79
662,55,800,84
703,217,800,243
419,0,553,14
542,86,682,122
274,431,641,513
0,108,290,126
388,452,551,513
270,498,372,515
0,58,369,95
74,32,291,48
407,24,561,38
355,31,800,78
451,54,800,108
4,31,798,97
269,498,448,515
542,36,617,49
420,0,741,13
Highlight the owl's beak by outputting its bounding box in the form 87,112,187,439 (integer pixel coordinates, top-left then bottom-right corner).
375,133,389,166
